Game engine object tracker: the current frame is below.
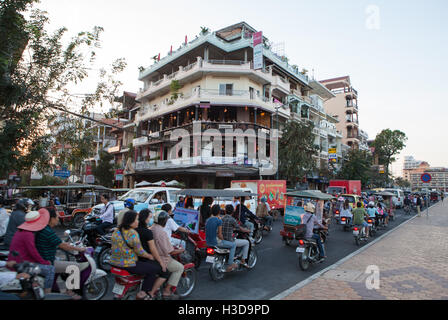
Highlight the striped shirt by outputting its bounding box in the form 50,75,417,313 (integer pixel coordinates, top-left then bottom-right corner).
221,215,239,242
35,226,63,263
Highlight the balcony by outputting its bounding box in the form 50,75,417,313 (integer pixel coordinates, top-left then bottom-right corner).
137,58,275,102
271,74,290,94
136,88,282,123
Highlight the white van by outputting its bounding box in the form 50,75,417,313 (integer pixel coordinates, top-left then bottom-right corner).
92,187,181,215
384,188,405,208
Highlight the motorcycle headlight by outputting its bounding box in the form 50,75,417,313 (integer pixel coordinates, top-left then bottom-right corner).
33,266,41,275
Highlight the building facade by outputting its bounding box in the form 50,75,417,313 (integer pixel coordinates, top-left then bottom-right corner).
409,167,448,192
130,22,344,189
319,76,369,151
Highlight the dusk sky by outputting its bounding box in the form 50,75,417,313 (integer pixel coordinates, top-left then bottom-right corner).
37,0,448,176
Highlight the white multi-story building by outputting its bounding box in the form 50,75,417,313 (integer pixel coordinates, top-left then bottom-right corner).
403,156,425,181
131,22,344,188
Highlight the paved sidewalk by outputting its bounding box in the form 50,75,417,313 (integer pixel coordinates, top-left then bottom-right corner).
279,201,448,300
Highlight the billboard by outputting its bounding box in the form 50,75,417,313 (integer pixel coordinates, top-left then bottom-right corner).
172,207,200,234
253,31,263,70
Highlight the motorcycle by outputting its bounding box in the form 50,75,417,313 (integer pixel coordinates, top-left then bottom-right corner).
339,216,352,232
172,231,206,270
110,248,197,300
367,217,376,237
353,224,368,246
248,215,264,245
295,229,327,271
54,239,109,300
0,251,72,300
206,230,257,281
64,214,114,270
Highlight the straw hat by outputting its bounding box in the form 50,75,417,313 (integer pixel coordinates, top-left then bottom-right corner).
18,208,50,232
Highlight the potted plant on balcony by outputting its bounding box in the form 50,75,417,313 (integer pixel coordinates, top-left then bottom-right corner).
168,80,183,105
200,26,210,35
300,68,308,75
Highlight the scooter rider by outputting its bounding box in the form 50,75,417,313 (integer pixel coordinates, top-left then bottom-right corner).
221,205,251,271
116,198,136,226
95,194,114,235
235,196,257,241
352,202,370,238
366,201,379,226
2,199,33,249
303,203,327,260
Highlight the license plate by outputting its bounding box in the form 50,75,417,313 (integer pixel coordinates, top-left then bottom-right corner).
205,256,215,263
95,246,102,253
353,231,359,236
112,283,125,295
296,247,305,253
340,221,346,225
368,224,372,227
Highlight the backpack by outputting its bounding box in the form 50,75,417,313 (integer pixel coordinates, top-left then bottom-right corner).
294,214,314,239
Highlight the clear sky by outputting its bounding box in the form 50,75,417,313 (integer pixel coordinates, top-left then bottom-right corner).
37,0,448,176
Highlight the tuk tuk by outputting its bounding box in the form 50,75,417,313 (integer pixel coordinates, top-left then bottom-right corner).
172,189,258,268
281,190,335,246
19,184,111,226
374,191,396,221
430,191,440,202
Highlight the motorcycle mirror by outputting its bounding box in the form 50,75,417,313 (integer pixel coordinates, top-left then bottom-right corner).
64,230,71,236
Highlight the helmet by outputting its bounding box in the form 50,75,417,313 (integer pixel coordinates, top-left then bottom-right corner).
154,210,169,227
338,197,344,202
124,198,136,209
369,201,375,207
16,198,34,211
304,202,315,214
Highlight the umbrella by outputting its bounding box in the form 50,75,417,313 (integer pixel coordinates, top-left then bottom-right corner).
285,190,335,201
135,181,152,187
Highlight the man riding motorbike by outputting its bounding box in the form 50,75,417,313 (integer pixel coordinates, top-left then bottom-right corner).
235,197,257,242
94,194,115,235
255,197,273,231
221,205,251,271
352,202,370,238
366,201,379,227
302,203,327,261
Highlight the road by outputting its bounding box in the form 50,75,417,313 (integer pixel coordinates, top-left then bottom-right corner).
72,206,419,300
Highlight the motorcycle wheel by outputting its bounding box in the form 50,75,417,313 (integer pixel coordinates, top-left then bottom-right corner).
355,236,360,246
247,248,257,269
98,247,112,272
254,229,263,245
298,247,310,271
176,268,197,298
284,237,292,246
209,256,225,281
72,214,86,229
83,276,109,300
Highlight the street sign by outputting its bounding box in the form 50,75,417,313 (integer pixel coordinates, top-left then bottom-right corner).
54,170,70,178
328,148,337,154
85,175,95,184
328,154,337,159
421,173,432,183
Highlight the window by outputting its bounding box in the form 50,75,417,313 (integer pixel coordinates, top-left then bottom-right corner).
249,87,255,99
219,84,233,96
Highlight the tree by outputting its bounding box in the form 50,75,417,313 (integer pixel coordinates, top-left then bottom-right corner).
337,149,372,188
0,2,126,179
372,129,407,183
278,120,317,187
394,177,411,189
92,150,114,187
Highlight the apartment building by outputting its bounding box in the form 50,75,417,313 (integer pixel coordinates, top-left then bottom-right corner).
402,156,425,181
410,167,448,192
320,76,367,151
131,22,344,188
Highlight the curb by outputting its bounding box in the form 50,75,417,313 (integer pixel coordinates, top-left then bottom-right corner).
270,201,440,300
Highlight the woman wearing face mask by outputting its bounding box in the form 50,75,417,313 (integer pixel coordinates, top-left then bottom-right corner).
135,209,170,299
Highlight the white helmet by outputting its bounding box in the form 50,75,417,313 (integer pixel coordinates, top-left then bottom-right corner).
304,202,315,213
369,201,375,207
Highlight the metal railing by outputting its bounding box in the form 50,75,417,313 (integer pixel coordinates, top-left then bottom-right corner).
207,60,246,65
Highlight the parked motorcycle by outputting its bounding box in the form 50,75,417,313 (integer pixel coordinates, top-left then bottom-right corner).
206,230,257,281
295,229,326,271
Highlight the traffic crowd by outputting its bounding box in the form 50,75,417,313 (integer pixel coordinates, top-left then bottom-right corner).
0,190,440,300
